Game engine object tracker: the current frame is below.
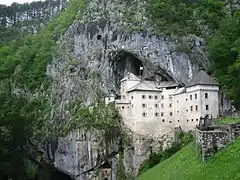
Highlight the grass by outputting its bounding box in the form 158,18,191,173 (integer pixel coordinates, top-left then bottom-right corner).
138,138,240,180
215,117,240,125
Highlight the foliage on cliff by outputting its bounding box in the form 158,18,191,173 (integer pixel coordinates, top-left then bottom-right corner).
147,0,240,109
138,131,193,176
139,138,240,180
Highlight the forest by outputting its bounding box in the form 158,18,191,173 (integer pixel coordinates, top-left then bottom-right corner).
0,0,239,179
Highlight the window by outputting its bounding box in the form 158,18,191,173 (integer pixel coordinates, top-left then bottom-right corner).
161,112,164,116
149,95,152,99
169,95,172,99
155,104,158,108
196,119,198,122
190,95,192,100
131,96,133,99
122,95,126,99
177,100,179,103
177,120,180,122
108,98,111,100
195,94,197,99
162,119,165,122
142,113,147,117
142,95,145,99
132,104,134,107
192,119,194,122
186,109,188,112
142,103,146,108
186,99,188,101
206,105,209,110
169,121,172,123
161,104,164,108
169,103,172,107
195,105,198,111
190,106,193,111
170,112,173,116
205,93,208,99
177,111,179,113
154,95,158,100
122,106,124,109
155,113,159,117
187,119,189,122
127,106,130,108
161,95,164,100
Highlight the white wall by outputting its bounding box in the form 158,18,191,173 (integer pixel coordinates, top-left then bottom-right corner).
115,80,220,137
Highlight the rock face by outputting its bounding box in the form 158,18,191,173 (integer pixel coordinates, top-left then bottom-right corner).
47,0,209,179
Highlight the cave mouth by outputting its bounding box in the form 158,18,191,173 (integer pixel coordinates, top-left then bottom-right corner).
109,50,143,82
109,50,144,91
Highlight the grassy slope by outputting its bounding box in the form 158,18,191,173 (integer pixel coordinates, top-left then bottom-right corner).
139,139,240,180
216,117,240,125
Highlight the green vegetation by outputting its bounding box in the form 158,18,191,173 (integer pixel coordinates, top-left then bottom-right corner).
138,131,193,175
139,138,240,180
216,117,240,125
147,0,240,109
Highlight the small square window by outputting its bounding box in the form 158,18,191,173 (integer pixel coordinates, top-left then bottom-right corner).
190,95,192,100
161,95,164,100
142,95,146,99
169,95,172,99
108,98,111,100
122,106,124,109
169,104,172,107
142,104,146,108
196,119,198,122
142,113,147,117
191,119,194,122
154,95,158,100
190,106,193,111
187,119,189,122
186,99,188,101
195,94,197,99
206,105,209,110
170,112,173,116
162,119,165,122
177,120,180,122
177,100,179,103
131,96,133,99
161,104,164,108
205,93,208,99
155,113,159,117
177,111,179,113
149,95,152,99
155,104,158,108
195,105,198,111
169,121,172,123
161,112,164,116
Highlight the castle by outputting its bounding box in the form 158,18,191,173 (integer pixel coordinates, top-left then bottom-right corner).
105,70,219,137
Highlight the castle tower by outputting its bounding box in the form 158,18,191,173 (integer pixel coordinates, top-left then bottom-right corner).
185,70,219,123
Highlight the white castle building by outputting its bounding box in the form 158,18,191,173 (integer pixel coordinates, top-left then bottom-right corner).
105,70,219,137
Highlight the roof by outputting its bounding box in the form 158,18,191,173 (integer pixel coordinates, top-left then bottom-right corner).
173,87,186,96
127,81,162,92
120,72,140,82
156,81,178,88
187,70,219,87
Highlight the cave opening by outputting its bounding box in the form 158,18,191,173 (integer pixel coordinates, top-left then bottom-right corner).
109,50,143,91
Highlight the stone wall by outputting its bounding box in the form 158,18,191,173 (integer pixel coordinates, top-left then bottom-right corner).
196,123,240,161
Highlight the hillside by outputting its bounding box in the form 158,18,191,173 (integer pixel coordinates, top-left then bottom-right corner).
139,139,240,180
0,0,240,179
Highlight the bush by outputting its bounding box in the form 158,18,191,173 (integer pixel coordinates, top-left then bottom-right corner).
138,130,193,176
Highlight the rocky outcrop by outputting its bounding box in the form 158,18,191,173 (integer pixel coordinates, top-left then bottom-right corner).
46,0,211,179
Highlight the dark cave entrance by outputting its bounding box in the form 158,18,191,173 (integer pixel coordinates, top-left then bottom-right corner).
109,50,143,91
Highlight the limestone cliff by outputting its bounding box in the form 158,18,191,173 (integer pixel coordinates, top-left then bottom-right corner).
41,0,214,179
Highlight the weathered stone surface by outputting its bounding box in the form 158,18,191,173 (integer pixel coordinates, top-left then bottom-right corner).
46,0,219,179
